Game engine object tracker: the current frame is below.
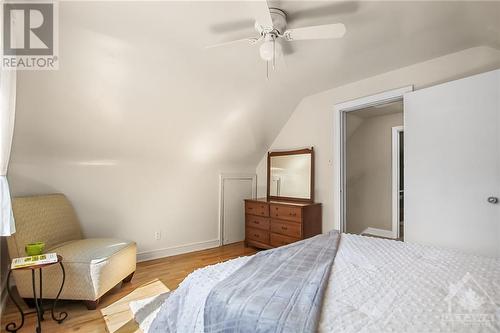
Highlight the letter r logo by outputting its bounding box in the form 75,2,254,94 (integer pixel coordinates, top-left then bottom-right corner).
3,3,54,56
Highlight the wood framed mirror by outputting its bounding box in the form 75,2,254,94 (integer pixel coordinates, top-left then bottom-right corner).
267,147,314,203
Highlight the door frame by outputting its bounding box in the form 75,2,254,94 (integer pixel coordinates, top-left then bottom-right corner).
219,173,257,246
392,125,404,239
334,86,413,234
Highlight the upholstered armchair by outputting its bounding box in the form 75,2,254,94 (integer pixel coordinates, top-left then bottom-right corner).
7,194,137,310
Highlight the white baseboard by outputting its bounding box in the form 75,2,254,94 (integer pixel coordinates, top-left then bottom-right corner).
362,227,395,239
137,239,220,262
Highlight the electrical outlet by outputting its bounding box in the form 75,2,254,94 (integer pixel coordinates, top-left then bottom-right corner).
154,231,161,240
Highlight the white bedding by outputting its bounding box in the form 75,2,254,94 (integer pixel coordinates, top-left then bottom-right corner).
131,234,500,332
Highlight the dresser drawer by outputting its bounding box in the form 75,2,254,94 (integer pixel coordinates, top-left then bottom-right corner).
270,220,301,238
246,215,270,230
245,202,269,217
246,227,270,243
270,233,300,247
270,204,302,222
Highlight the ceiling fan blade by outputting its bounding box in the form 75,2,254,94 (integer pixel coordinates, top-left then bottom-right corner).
205,36,260,49
209,1,272,35
286,2,358,23
284,23,346,41
210,19,255,34
254,0,273,29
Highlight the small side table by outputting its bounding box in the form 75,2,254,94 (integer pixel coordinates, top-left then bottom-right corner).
5,255,68,333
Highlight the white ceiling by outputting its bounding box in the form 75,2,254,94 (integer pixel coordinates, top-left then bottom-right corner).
13,1,500,167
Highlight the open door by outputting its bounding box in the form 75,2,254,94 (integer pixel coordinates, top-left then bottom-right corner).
405,70,500,257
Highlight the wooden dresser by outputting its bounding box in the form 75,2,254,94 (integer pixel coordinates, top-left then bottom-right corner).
244,198,322,249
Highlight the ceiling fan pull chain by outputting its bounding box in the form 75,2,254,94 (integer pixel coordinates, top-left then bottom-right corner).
272,38,276,70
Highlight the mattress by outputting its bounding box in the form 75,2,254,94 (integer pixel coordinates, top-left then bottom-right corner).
131,234,500,332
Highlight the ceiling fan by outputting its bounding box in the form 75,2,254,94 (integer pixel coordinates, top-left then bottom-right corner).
207,1,346,76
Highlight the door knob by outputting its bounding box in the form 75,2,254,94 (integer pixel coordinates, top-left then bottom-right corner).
487,197,498,204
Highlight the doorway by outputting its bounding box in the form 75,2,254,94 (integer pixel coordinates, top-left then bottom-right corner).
333,86,413,238
343,102,404,239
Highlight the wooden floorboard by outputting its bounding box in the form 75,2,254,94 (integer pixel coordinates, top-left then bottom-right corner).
1,242,257,333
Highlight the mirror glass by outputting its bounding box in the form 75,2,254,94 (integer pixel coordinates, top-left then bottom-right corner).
269,152,312,200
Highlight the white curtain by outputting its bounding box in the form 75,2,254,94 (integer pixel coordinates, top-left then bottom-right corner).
0,69,16,236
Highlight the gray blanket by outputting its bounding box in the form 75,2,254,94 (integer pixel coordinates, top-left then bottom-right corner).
204,231,340,333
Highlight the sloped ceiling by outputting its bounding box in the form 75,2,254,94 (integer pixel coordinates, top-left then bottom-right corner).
10,1,500,251
13,1,500,167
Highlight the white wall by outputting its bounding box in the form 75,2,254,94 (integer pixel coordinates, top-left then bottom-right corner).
257,46,500,233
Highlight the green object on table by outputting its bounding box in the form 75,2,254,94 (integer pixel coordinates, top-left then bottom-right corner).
25,242,45,256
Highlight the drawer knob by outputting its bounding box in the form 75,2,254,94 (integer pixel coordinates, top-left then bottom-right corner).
248,207,253,210
255,221,260,224
254,234,259,238
281,226,287,230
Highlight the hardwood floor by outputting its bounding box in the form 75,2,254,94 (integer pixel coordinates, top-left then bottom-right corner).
1,242,257,333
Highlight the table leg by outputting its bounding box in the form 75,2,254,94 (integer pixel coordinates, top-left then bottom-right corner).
5,270,25,333
51,262,68,324
38,268,45,320
32,269,42,333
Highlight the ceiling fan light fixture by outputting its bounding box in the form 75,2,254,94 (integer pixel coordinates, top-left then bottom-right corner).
206,5,346,79
259,38,281,61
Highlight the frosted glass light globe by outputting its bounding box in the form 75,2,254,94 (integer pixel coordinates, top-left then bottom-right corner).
259,40,281,61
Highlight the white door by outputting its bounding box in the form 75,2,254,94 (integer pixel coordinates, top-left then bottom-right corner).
405,70,500,257
222,177,254,245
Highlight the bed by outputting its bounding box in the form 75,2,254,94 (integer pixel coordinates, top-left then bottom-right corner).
130,233,500,333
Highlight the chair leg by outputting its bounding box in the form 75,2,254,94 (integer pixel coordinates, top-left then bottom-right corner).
122,271,135,284
83,298,100,310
